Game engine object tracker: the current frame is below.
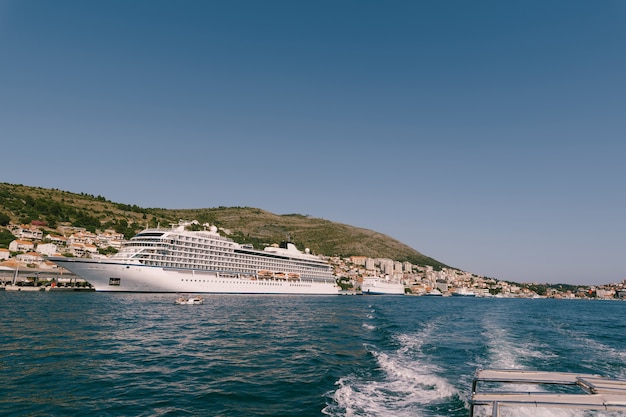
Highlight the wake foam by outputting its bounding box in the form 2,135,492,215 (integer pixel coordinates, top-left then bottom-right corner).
481,322,556,371
324,324,459,417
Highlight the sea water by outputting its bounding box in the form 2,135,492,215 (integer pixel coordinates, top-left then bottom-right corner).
1,292,625,417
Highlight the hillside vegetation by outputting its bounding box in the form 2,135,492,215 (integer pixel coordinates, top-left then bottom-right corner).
0,183,448,268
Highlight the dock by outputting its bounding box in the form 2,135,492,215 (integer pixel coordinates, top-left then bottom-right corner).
1,269,93,292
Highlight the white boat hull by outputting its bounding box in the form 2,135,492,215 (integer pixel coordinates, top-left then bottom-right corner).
51,258,339,295
362,288,405,295
451,292,476,297
361,278,405,295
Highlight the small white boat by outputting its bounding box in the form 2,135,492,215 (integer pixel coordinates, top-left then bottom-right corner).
174,295,205,305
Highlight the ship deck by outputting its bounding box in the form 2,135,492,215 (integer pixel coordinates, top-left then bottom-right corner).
469,369,626,416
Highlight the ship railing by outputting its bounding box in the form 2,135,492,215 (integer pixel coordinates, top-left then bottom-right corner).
469,369,626,417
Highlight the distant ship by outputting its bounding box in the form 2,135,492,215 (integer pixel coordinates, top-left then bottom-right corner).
361,276,405,295
50,221,339,294
451,287,476,297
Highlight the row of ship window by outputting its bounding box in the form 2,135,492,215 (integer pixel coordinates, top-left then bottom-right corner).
141,254,319,275
176,238,231,247
145,260,314,274
130,241,232,252
140,246,231,255
134,239,327,265
137,242,326,269
132,243,326,270
180,278,312,287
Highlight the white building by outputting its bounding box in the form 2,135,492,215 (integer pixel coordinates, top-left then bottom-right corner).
380,259,394,274
96,230,125,248
13,225,44,240
46,234,68,246
69,243,99,257
68,231,97,245
9,240,35,252
16,252,44,264
36,243,58,256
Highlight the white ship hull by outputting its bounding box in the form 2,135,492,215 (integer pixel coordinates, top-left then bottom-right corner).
361,277,405,295
451,288,476,297
51,258,339,294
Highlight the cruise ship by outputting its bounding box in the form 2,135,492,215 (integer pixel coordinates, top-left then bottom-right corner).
50,221,339,294
361,276,405,295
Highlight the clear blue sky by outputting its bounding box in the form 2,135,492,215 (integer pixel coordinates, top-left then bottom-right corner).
1,1,625,285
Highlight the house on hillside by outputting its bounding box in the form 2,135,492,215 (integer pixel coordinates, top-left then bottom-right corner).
46,234,68,246
9,240,35,252
16,251,44,264
96,230,124,249
14,224,43,240
68,243,99,257
68,231,97,245
36,243,58,257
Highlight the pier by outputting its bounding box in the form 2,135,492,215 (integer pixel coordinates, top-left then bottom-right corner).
0,269,93,291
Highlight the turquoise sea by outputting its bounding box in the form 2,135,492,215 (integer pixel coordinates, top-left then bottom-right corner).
1,293,625,417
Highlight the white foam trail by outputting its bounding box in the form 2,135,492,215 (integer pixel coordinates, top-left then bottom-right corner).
325,350,458,417
325,321,459,417
373,350,457,400
480,321,556,371
395,321,437,354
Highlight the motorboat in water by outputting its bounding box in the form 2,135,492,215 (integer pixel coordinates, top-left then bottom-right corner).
175,295,204,305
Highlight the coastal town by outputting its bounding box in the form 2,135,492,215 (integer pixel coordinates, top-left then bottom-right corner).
2,221,625,299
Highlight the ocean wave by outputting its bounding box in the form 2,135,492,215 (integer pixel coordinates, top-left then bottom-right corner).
552,325,626,377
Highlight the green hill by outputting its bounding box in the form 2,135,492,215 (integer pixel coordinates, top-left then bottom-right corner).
0,182,447,268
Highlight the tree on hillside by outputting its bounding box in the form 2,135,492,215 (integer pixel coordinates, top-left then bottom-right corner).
0,212,10,226
0,229,15,248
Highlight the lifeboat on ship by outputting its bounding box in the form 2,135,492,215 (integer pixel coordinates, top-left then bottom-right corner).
258,270,273,278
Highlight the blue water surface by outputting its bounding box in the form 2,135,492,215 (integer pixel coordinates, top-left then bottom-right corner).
1,293,625,417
